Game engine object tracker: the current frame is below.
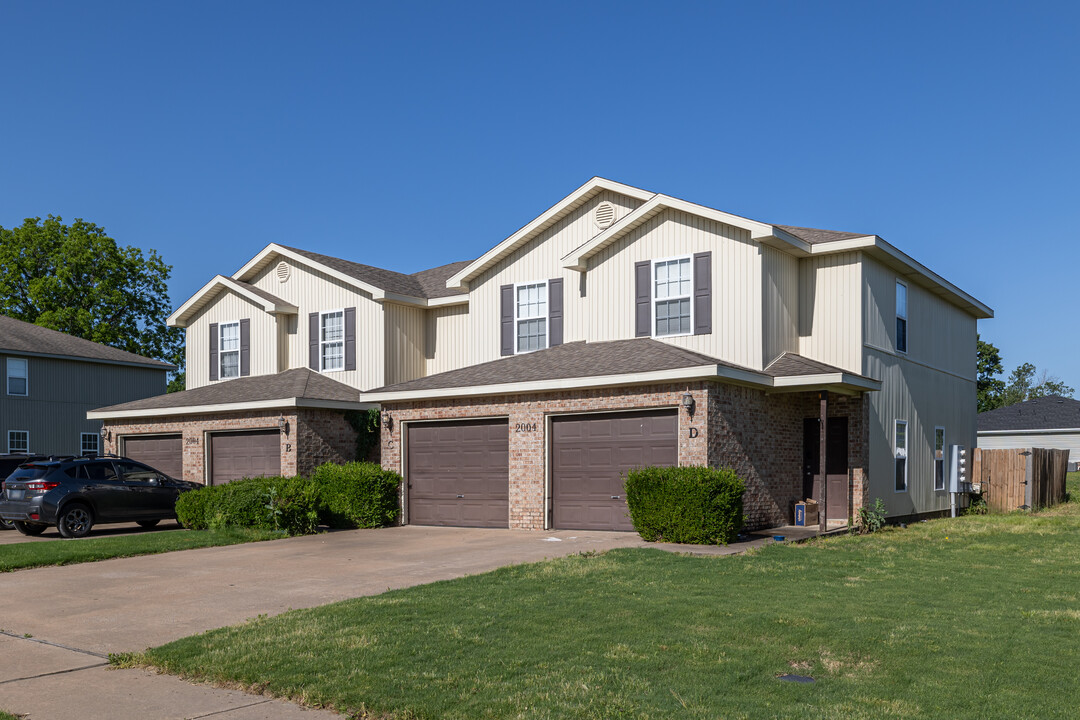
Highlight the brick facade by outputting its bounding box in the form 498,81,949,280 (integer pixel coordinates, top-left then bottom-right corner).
381,381,870,531
103,408,358,483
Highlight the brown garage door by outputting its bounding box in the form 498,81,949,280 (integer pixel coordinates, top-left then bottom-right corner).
210,430,281,485
552,409,678,531
407,419,508,528
123,435,183,479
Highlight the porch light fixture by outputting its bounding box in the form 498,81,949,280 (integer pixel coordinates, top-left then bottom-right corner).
278,415,289,436
382,412,393,432
98,425,110,442
681,391,696,418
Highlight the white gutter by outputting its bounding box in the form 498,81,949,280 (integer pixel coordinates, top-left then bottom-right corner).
88,397,377,420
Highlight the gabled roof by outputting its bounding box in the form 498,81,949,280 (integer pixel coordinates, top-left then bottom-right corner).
775,225,868,245
88,368,370,419
978,396,1080,433
0,315,173,370
168,275,298,328
360,338,880,403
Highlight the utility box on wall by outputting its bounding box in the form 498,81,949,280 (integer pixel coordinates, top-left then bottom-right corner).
949,444,971,494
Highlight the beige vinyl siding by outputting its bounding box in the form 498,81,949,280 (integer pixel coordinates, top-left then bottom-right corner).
864,349,977,518
464,190,645,364
184,291,279,390
863,255,975,381
425,304,470,375
798,252,861,373
762,245,799,366
384,303,426,386
978,432,1080,464
247,258,385,391
0,353,166,455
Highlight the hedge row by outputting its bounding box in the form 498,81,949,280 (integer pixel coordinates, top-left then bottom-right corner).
175,462,400,536
625,465,746,545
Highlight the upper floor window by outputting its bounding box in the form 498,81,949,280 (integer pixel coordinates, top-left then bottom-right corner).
82,432,100,455
654,257,692,337
516,282,548,353
220,322,240,379
934,427,945,491
7,357,27,396
8,430,29,454
894,420,908,492
896,281,908,353
321,310,345,371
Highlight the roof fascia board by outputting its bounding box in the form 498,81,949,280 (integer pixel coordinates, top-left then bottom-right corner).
88,396,373,420
446,177,655,291
771,372,882,392
0,350,173,372
977,428,1080,435
232,244,393,302
168,275,300,328
381,291,468,309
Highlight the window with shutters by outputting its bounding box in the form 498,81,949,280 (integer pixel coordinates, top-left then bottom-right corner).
894,420,908,492
653,256,692,337
515,282,548,353
219,322,240,379
321,310,345,371
6,357,27,396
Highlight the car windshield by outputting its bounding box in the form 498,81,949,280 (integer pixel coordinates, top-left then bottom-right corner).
8,466,51,480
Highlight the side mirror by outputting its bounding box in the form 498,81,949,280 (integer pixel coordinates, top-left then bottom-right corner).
149,476,161,486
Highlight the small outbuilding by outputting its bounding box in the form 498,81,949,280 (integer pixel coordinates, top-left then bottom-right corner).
978,396,1080,471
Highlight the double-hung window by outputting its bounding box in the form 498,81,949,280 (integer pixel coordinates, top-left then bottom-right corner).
219,322,241,379
934,427,946,491
7,357,27,396
896,280,908,353
654,257,692,336
894,420,908,492
81,432,100,455
321,310,345,371
515,282,548,353
8,430,29,454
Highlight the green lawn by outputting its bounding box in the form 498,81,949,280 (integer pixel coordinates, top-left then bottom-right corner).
0,528,281,572
0,712,20,720
133,497,1080,720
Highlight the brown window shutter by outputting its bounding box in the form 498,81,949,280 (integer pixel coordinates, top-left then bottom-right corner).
239,319,250,376
308,312,320,370
634,261,651,337
693,252,712,335
500,284,514,356
344,307,356,371
208,323,219,381
548,278,563,347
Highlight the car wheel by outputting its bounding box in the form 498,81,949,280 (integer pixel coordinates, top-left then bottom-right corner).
57,503,94,539
136,519,160,528
13,521,47,536
0,517,15,531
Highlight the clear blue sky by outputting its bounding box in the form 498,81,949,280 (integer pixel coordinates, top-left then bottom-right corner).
1,1,1076,390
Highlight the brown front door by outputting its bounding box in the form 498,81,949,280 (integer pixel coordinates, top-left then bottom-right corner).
802,417,849,522
551,409,678,531
210,430,281,485
407,419,509,528
123,435,183,479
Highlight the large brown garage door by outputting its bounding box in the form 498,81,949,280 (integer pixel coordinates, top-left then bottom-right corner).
210,430,281,485
552,409,678,531
407,419,508,528
123,435,183,479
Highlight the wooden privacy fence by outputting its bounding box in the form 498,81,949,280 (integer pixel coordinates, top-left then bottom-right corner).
972,447,1069,512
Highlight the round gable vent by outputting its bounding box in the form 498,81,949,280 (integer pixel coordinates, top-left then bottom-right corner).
276,261,291,283
594,201,616,229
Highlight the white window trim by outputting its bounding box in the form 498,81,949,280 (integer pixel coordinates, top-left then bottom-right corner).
934,426,946,492
895,279,908,355
6,357,28,396
218,319,241,381
8,430,29,454
651,255,694,339
894,419,908,493
513,280,549,355
319,308,346,373
81,432,101,455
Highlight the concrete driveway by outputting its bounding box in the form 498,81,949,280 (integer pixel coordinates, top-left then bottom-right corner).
0,526,647,719
0,519,186,544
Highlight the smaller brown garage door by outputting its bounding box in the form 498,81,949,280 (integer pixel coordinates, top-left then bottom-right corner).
123,435,183,479
552,409,678,531
407,419,508,528
210,430,281,485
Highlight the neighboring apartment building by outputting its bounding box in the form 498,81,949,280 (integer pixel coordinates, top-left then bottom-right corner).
90,178,992,530
978,396,1080,471
1,315,171,457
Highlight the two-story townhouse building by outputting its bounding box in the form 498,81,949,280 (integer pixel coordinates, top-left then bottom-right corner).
1,315,171,458
90,178,991,531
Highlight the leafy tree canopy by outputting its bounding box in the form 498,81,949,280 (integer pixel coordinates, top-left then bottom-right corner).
0,215,184,390
977,335,1073,412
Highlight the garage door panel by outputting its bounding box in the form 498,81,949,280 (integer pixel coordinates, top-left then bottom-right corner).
123,435,183,479
552,409,678,531
211,431,281,485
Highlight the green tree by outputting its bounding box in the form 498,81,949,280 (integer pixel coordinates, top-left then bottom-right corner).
977,336,1006,412
0,215,184,390
977,336,1073,412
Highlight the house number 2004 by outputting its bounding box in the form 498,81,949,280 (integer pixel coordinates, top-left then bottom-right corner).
515,422,538,433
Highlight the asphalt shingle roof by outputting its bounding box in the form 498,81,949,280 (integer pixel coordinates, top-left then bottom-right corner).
764,352,859,377
978,396,1080,432
233,280,292,306
775,225,869,245
0,315,173,369
279,246,469,300
91,368,360,413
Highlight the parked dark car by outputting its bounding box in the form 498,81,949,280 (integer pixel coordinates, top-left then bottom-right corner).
0,455,201,538
0,453,48,530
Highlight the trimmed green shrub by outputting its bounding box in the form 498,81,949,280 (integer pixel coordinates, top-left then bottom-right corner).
176,475,313,535
312,461,401,528
625,465,746,545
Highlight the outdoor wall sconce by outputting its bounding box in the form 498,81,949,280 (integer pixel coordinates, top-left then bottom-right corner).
278,415,289,436
382,412,393,432
681,391,696,418
98,425,110,442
